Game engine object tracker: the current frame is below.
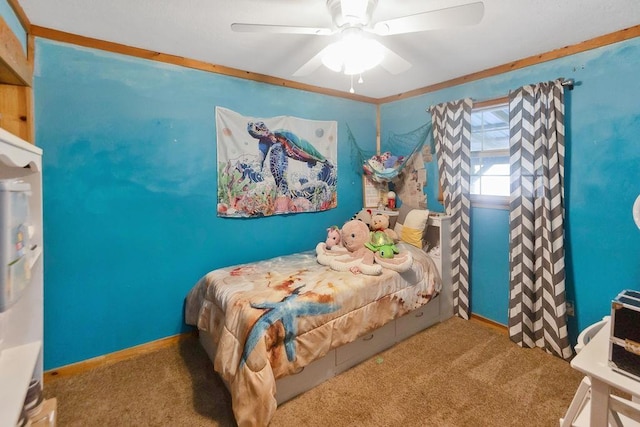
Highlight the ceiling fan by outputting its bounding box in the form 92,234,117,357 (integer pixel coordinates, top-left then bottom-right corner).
231,0,485,79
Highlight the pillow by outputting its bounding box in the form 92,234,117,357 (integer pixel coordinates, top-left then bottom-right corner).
393,204,417,238
397,209,430,248
395,203,415,225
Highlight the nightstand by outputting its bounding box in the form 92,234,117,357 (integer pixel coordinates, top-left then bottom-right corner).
563,318,640,426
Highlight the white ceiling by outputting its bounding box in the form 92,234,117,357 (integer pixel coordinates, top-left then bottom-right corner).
18,0,640,99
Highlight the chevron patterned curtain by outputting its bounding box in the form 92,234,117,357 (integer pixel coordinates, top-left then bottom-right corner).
430,99,472,320
507,80,572,359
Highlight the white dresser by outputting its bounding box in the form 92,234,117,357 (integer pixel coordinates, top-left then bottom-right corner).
0,128,43,427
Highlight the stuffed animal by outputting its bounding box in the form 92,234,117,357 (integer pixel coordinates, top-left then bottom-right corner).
317,220,381,275
363,152,406,176
317,219,413,275
370,213,399,242
383,154,404,169
331,220,381,275
351,208,372,229
315,226,347,264
363,157,385,174
325,225,343,250
365,231,399,259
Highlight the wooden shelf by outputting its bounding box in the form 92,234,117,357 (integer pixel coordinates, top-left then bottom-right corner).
0,14,33,142
0,341,41,427
0,15,30,86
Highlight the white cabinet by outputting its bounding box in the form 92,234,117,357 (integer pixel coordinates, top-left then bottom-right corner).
0,127,43,427
425,214,452,319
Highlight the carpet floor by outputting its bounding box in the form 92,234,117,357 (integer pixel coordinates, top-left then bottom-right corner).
43,317,584,426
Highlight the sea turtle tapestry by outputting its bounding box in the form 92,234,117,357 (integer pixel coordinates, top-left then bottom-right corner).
216,107,338,218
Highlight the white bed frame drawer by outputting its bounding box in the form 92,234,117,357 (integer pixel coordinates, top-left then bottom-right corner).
395,297,441,342
335,321,396,372
276,350,336,404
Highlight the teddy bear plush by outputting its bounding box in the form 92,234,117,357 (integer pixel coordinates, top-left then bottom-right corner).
370,213,399,242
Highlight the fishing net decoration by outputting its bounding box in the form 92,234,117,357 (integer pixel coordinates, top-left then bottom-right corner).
347,122,434,184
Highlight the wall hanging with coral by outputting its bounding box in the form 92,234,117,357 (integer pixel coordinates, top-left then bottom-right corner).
216,107,338,218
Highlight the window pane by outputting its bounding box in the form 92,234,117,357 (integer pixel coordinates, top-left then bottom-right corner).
479,176,510,196
481,130,509,150
471,155,509,173
470,134,483,152
471,177,481,194
485,163,509,175
470,103,509,199
471,155,481,166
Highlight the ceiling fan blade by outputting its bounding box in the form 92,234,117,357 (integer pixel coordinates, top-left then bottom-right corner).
376,42,412,75
373,1,484,36
292,46,331,77
231,23,333,36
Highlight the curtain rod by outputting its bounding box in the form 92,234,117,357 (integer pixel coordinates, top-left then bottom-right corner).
428,78,577,111
560,78,575,90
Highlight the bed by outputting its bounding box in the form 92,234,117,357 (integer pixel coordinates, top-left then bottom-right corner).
184,210,452,427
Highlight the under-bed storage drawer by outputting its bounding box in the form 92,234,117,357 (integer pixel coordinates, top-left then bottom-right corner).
395,302,440,342
276,350,336,404
335,321,396,373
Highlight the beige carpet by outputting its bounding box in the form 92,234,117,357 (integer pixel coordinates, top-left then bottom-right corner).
43,317,583,426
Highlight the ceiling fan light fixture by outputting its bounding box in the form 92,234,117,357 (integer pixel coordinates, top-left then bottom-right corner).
321,34,384,75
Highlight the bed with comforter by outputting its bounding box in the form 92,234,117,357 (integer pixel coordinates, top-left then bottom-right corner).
185,213,451,426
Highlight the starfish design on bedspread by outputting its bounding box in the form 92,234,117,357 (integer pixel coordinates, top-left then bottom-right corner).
240,286,339,367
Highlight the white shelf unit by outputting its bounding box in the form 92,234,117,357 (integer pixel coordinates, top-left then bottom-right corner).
0,127,43,427
425,214,452,318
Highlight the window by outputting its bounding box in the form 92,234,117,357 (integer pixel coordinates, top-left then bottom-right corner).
470,103,509,208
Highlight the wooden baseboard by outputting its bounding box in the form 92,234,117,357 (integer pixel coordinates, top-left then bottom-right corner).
470,313,508,335
43,331,196,383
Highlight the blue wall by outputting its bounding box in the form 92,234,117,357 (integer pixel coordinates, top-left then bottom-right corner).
34,34,640,369
381,37,640,342
34,39,377,369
